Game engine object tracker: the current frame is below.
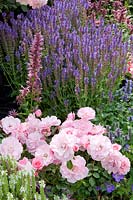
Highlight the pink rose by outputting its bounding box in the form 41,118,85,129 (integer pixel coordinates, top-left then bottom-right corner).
28,0,48,9
0,116,21,134
32,157,44,170
0,136,23,160
60,155,89,183
16,0,29,5
35,143,54,166
40,116,61,136
18,157,33,172
88,135,112,161
50,132,78,162
16,0,48,8
67,112,75,120
77,107,95,120
26,132,45,155
90,125,107,135
101,151,122,174
112,143,121,151
118,156,130,175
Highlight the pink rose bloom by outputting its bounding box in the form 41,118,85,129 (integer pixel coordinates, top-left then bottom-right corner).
101,151,122,174
0,116,21,134
41,116,61,127
112,143,121,151
77,107,95,120
61,119,75,129
0,136,23,160
88,135,112,161
60,155,89,183
90,125,107,135
40,116,61,136
26,113,41,134
35,143,54,166
118,156,130,175
67,112,75,120
32,157,44,170
73,119,93,137
26,132,45,155
28,0,48,9
50,132,78,162
18,157,33,172
34,109,42,117
59,127,79,137
11,122,29,144
79,135,92,150
16,0,29,5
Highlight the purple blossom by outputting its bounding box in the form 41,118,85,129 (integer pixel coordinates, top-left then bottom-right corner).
112,173,124,182
105,184,115,193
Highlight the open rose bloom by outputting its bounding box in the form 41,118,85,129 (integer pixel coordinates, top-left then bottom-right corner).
16,0,48,9
0,107,130,183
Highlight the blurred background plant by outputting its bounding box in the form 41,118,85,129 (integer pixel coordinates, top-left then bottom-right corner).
0,0,132,119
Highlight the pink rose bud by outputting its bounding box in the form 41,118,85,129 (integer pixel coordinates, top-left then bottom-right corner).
35,109,42,117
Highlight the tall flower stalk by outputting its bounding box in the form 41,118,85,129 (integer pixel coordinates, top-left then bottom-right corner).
17,32,44,113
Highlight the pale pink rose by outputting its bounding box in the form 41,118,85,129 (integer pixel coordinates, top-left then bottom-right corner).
60,155,89,183
0,116,21,134
18,157,33,172
16,0,29,5
118,156,130,175
26,132,45,155
88,135,112,161
77,107,95,120
73,119,93,137
61,119,75,129
79,135,92,150
112,143,122,151
101,151,122,174
35,109,42,117
59,127,79,136
35,143,54,166
50,132,78,162
90,125,107,135
0,136,23,160
26,113,41,134
67,112,75,120
28,0,48,9
40,116,61,136
41,116,61,127
11,122,29,144
32,157,44,170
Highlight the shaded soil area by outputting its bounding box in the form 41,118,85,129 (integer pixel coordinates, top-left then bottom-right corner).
0,71,17,119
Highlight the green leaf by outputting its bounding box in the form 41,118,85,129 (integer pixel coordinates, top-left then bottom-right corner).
67,160,73,170
89,177,95,187
93,172,100,179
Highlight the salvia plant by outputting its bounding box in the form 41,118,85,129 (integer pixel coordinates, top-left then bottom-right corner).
0,0,132,119
0,156,48,200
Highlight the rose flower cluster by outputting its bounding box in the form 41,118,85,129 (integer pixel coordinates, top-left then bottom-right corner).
0,107,130,183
